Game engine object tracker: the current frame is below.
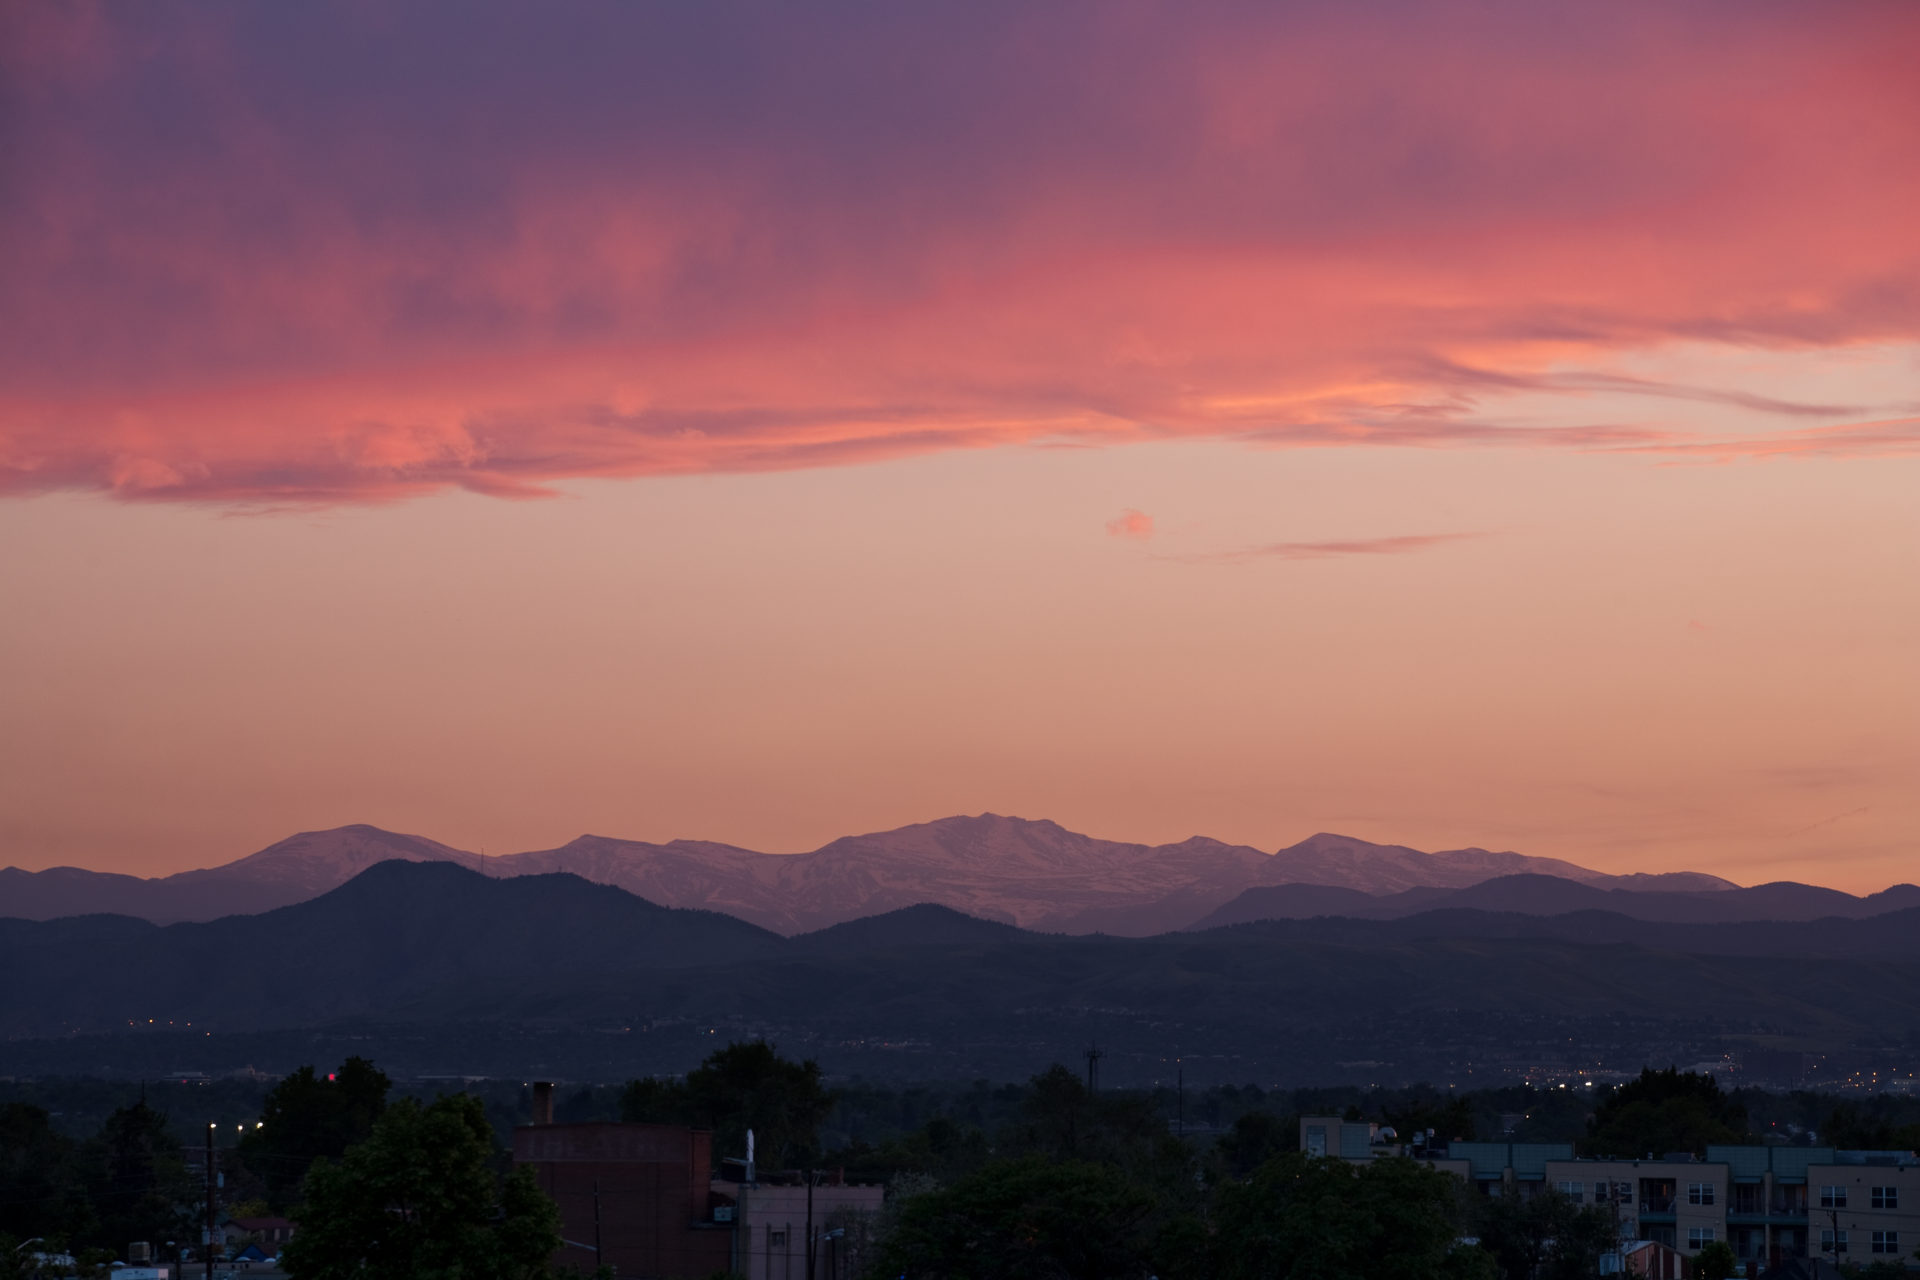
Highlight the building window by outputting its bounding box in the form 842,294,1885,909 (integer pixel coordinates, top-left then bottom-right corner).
1872,1186,1899,1210
1556,1181,1586,1204
1306,1126,1327,1157
1872,1232,1901,1255
1820,1186,1847,1209
769,1229,788,1247
1689,1182,1715,1206
1690,1228,1716,1250
1821,1230,1848,1255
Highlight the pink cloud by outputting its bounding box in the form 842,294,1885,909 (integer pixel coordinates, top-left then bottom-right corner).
1106,509,1154,539
1,2,1916,505
1173,533,1485,565
1629,415,1920,462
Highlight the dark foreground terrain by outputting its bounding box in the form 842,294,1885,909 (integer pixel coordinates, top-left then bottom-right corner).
4,861,1918,1085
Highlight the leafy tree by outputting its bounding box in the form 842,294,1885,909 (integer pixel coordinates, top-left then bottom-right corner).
0,1103,92,1246
617,1077,685,1126
868,1156,1158,1280
834,1114,993,1184
1476,1189,1617,1280
1692,1239,1739,1280
239,1059,390,1211
620,1041,833,1169
1214,1110,1298,1179
1209,1151,1492,1280
280,1093,559,1280
1587,1069,1746,1158
1003,1065,1168,1173
1822,1102,1920,1152
81,1100,193,1256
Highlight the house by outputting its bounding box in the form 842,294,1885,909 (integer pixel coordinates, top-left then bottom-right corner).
1622,1239,1687,1279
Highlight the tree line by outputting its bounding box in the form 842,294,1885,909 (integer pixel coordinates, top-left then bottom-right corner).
4,1052,1918,1279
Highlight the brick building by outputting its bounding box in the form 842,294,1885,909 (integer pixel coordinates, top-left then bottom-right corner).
512,1109,732,1278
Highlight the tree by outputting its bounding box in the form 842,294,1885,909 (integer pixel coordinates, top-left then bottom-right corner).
1476,1190,1617,1280
868,1156,1158,1280
1587,1069,1747,1158
1209,1151,1491,1280
0,1103,92,1247
833,1114,993,1185
1003,1065,1168,1174
1213,1110,1298,1179
1692,1240,1739,1280
239,1059,391,1211
1822,1101,1920,1153
621,1041,833,1169
280,1093,559,1280
81,1100,193,1257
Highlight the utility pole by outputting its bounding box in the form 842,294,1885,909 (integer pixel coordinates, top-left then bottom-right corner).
1176,1062,1184,1139
804,1169,815,1280
1604,1180,1623,1275
204,1123,215,1280
593,1179,603,1272
1085,1043,1102,1093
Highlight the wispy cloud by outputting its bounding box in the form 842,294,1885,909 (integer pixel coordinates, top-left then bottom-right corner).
1424,361,1873,419
1168,532,1485,565
1627,416,1920,462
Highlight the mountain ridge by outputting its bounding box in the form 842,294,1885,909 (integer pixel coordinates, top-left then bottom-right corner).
6,860,1920,1086
0,814,1753,934
1190,872,1920,930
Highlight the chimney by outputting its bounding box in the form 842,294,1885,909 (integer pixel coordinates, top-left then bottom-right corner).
531,1081,555,1126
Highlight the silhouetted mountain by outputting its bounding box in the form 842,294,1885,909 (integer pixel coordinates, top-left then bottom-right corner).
9,862,1920,1085
791,903,1031,955
3,815,1748,935
1191,904,1920,958
0,861,781,1036
1190,873,1920,929
0,825,473,924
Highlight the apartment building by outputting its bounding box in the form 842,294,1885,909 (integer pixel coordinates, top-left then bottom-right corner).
1299,1118,1920,1272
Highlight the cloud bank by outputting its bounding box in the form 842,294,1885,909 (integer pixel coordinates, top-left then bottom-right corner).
2,2,1917,504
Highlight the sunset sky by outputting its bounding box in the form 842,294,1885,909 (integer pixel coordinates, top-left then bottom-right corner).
2,2,1916,889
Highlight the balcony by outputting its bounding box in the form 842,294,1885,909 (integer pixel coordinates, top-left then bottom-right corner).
1642,1196,1677,1216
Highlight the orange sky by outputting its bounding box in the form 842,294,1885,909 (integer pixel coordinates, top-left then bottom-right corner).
1,3,1916,889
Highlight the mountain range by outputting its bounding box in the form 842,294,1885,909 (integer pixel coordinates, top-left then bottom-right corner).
6,859,1920,1086
1,814,1752,934
1190,874,1920,929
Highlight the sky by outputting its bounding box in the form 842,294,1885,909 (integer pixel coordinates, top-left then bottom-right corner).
2,1,1916,890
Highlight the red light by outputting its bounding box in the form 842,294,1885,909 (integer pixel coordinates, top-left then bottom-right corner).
327,1073,336,1081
